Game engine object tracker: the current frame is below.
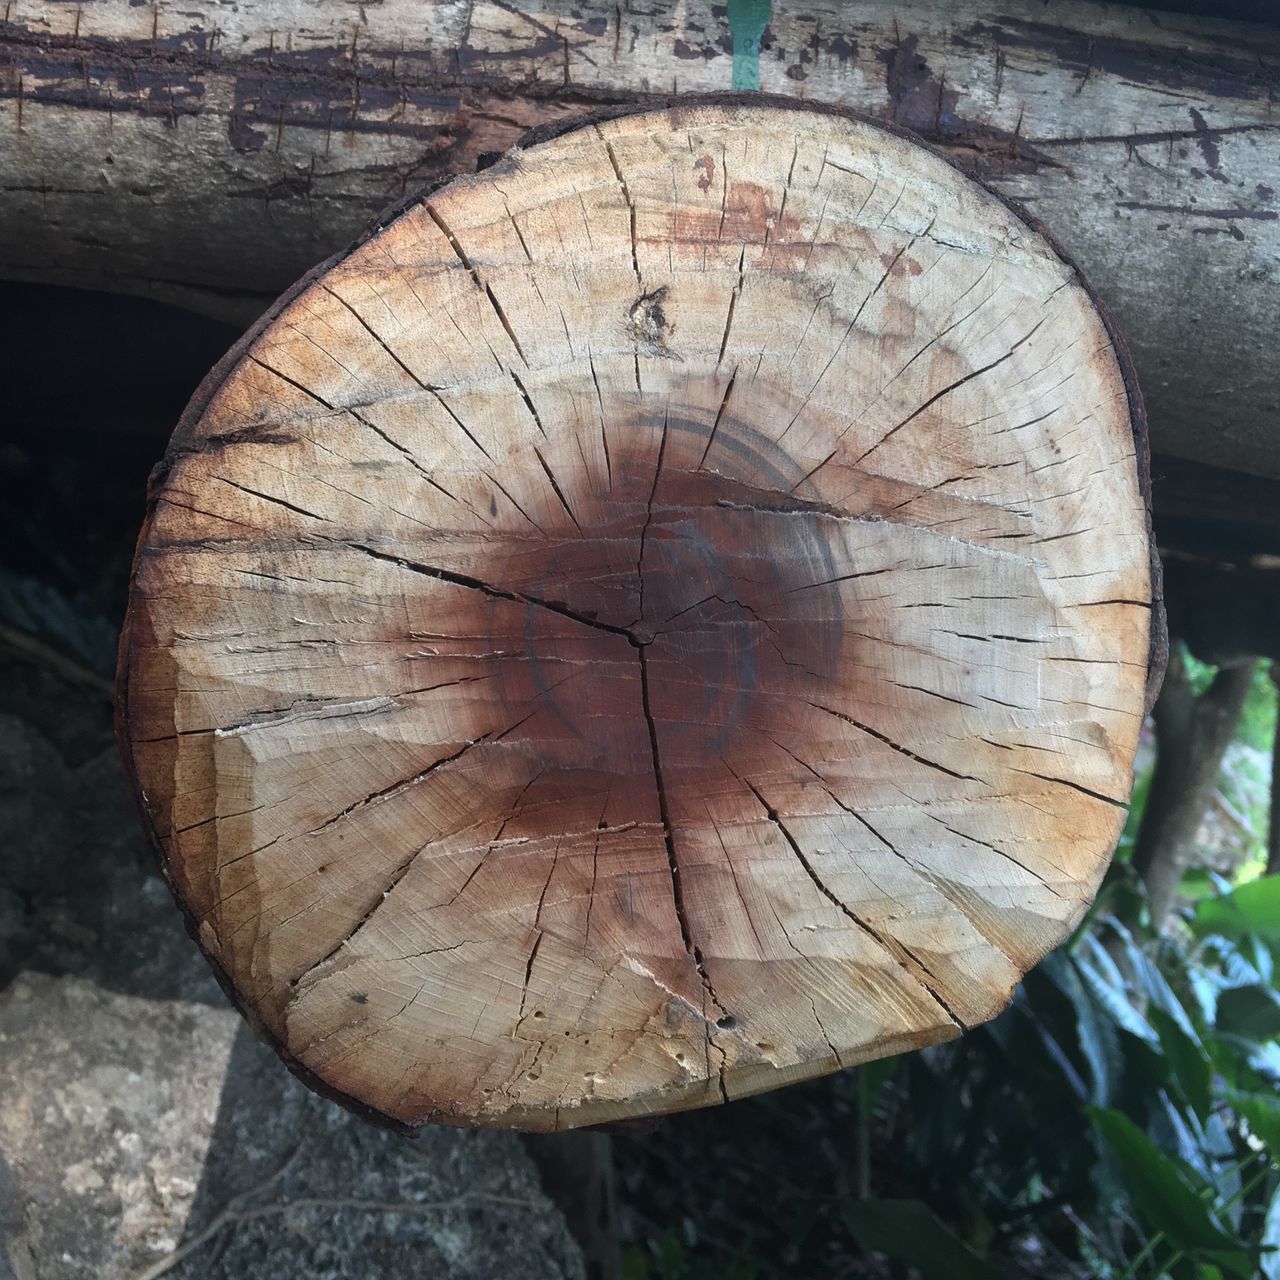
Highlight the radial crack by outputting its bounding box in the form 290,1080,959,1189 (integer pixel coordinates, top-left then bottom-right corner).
698,367,738,469
249,352,495,488
637,644,728,1023
423,201,527,364
739,775,963,1032
307,731,498,836
1012,768,1127,809
805,699,979,782
347,540,633,640
851,319,1046,466
598,131,643,286
533,447,583,533
634,409,669,623
215,477,329,523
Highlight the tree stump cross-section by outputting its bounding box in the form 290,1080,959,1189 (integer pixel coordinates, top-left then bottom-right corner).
118,100,1158,1132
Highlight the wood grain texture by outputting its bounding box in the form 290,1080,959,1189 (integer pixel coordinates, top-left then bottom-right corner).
119,100,1156,1131
2,0,1278,480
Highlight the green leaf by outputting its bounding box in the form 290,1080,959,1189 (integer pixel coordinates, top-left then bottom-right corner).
1101,920,1201,1044
1262,1181,1280,1280
1238,660,1278,754
1217,986,1280,1040
842,1199,1003,1280
1193,877,1280,942
1203,935,1270,993
655,1232,687,1280
1087,1108,1241,1252
1149,1006,1213,1118
622,1248,650,1280
1228,1089,1280,1154
1075,938,1159,1046
1039,952,1120,1104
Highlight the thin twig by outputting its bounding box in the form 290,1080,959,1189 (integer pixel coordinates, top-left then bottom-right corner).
0,620,115,699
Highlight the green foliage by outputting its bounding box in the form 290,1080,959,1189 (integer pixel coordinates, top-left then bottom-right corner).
624,880,1280,1280
623,1234,760,1280
842,1199,1004,1280
1238,663,1279,755
1086,1108,1250,1269
1219,661,1275,874
853,880,1280,1278
1263,1185,1280,1280
1194,876,1280,941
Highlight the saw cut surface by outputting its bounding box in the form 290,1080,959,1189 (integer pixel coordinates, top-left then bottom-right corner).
119,101,1154,1131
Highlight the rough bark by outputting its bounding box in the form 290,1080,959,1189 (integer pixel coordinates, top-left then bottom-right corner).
1132,647,1254,930
117,102,1157,1130
2,0,1278,478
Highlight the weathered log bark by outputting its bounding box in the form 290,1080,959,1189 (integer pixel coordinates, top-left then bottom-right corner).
118,102,1158,1129
2,0,1278,479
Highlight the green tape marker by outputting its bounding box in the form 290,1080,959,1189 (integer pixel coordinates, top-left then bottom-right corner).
728,0,771,91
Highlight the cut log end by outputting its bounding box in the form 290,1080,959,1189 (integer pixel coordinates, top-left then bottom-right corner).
118,100,1157,1131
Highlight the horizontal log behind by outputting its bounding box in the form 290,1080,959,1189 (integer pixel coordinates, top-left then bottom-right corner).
2,0,1277,476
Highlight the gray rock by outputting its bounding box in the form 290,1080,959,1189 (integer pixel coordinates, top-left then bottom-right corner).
0,973,584,1280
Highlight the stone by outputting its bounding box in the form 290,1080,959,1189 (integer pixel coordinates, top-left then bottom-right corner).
0,972,583,1280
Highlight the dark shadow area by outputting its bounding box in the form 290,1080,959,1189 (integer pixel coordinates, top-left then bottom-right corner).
0,283,241,643
1109,0,1279,19
0,283,243,996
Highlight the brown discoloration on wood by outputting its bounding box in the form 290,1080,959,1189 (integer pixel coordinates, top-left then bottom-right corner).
119,100,1155,1132
664,178,817,276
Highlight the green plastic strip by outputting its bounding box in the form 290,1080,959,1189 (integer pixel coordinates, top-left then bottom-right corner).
728,0,771,91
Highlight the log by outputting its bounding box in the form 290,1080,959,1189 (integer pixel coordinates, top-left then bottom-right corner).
3,0,1279,481
118,101,1159,1131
